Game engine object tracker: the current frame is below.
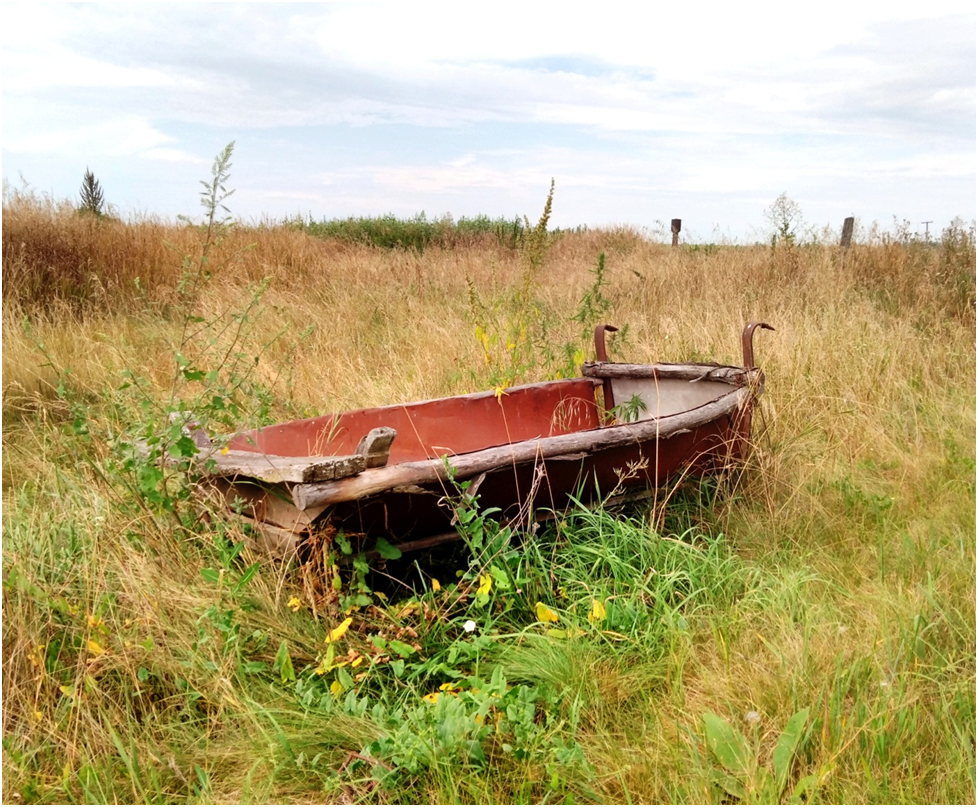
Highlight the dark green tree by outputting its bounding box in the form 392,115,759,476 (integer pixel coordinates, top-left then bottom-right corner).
79,168,105,216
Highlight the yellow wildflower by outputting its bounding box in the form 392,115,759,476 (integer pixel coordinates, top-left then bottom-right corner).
325,617,352,644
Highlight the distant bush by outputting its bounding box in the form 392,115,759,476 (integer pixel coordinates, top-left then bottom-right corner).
291,212,526,251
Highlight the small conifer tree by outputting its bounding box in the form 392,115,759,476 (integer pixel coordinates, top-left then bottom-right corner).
79,168,105,216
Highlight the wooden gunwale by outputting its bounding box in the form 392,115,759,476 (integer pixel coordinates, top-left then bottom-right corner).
290,384,752,511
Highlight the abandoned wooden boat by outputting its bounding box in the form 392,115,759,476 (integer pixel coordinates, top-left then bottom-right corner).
189,322,772,556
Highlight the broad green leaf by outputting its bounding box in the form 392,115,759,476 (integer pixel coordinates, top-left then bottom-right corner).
388,639,416,658
756,767,777,803
703,712,752,777
374,537,402,560
200,568,221,585
715,772,747,801
488,563,511,590
336,665,354,689
774,708,810,794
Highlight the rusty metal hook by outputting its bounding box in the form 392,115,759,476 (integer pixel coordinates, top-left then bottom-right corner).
742,321,774,369
594,324,618,363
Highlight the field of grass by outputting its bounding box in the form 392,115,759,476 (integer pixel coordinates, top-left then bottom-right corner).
2,163,975,804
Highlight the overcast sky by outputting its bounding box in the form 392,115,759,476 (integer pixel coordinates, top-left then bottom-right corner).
2,1,974,241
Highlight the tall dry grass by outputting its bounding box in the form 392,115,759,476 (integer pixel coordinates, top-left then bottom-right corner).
2,191,975,803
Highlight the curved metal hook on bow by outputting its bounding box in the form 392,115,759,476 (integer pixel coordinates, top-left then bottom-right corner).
593,324,619,363
593,324,619,415
742,321,774,369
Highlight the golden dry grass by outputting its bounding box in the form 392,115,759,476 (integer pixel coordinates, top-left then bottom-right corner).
2,192,975,803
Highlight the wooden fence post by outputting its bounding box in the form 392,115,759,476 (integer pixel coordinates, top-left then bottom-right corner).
671,219,681,247
840,217,854,248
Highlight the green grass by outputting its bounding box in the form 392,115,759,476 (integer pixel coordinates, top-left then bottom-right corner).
290,211,528,252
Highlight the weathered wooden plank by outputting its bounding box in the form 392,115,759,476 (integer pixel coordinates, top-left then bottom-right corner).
236,513,303,558
138,433,366,483
582,363,755,385
292,386,751,510
194,448,366,484
209,477,326,532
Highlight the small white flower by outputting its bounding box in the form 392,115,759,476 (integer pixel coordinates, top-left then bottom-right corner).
745,710,761,724
880,680,890,688
463,620,476,633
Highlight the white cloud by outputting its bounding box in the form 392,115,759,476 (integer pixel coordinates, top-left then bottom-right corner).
4,116,173,158
140,148,207,164
0,1,972,233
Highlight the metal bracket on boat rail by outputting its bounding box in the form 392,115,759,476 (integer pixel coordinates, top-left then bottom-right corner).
593,324,619,413
742,321,774,369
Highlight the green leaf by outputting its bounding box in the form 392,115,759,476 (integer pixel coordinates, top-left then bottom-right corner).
374,537,402,560
703,712,752,777
388,639,416,658
773,707,810,795
715,772,747,800
172,435,199,458
233,563,259,594
273,640,295,683
336,666,354,689
200,568,221,585
756,767,777,803
791,772,821,802
488,563,512,590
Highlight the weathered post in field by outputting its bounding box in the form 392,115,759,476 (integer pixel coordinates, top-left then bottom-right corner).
671,219,681,247
840,217,854,249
